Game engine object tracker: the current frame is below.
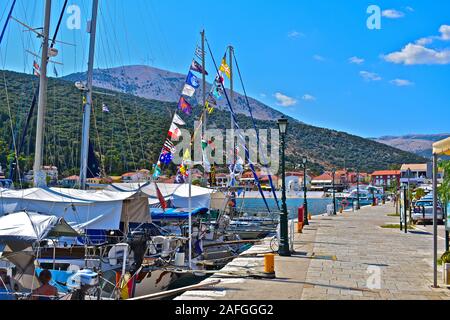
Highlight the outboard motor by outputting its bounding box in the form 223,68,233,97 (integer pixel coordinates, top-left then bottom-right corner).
67,269,99,300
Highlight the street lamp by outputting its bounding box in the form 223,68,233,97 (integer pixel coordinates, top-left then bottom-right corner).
302,157,309,225
332,168,337,215
356,170,361,210
277,116,290,257
407,168,412,220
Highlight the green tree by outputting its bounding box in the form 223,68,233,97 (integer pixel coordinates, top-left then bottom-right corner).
438,160,450,216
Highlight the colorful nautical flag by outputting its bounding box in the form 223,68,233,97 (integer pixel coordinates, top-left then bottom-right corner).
159,151,174,165
33,60,40,77
190,60,208,75
195,46,205,60
209,165,217,187
186,71,200,89
178,96,192,115
205,101,214,114
168,123,181,141
179,164,189,177
212,85,223,100
207,93,217,105
182,84,196,97
172,113,186,126
155,182,168,211
220,58,231,79
183,148,191,162
153,163,162,179
162,139,176,154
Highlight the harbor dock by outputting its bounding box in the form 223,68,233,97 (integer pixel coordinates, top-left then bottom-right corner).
177,204,450,300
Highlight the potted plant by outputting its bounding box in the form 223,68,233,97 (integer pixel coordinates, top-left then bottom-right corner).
441,251,450,285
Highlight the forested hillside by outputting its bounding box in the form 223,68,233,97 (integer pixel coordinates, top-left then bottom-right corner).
0,70,426,180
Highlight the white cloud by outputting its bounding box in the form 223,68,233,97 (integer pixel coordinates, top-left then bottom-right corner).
405,6,414,12
288,30,304,39
349,56,365,65
313,54,325,61
384,43,450,65
274,92,297,107
302,94,316,101
415,37,433,46
439,25,450,40
390,79,414,87
382,9,405,19
259,93,267,98
359,71,382,81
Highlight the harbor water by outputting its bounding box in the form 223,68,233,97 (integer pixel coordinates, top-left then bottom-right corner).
237,198,333,219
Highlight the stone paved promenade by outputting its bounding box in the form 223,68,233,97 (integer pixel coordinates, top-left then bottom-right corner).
177,203,450,300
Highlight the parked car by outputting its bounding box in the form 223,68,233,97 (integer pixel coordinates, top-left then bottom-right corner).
412,199,444,224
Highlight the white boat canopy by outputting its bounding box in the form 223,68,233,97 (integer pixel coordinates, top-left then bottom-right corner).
0,188,150,230
107,183,214,209
0,211,78,248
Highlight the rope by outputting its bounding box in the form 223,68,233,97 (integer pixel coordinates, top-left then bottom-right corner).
232,51,280,210
205,38,272,214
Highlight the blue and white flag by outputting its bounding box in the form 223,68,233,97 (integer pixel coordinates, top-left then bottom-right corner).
186,71,200,89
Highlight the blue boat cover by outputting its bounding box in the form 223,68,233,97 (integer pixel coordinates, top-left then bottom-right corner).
151,207,208,220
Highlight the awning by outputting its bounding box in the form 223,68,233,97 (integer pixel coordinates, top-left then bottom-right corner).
0,212,78,247
0,188,150,231
107,183,214,209
433,137,450,156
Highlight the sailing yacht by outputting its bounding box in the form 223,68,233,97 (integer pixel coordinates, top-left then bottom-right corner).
0,0,190,300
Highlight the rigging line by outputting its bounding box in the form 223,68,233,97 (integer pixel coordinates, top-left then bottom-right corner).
11,0,69,181
102,6,138,171
118,5,147,167
233,51,280,210
2,72,23,189
0,0,15,46
205,38,272,214
91,98,107,177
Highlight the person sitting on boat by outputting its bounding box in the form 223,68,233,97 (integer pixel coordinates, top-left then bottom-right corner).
0,269,15,300
32,269,58,300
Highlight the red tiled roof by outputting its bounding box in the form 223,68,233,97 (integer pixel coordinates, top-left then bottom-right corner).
63,175,79,181
122,172,138,177
371,170,401,176
312,173,333,181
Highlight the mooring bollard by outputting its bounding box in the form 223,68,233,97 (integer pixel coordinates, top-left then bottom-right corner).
264,253,276,277
298,207,304,233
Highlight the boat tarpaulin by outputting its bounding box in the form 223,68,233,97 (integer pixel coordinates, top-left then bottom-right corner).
108,183,214,209
433,137,450,156
150,207,209,220
0,188,150,231
0,211,78,246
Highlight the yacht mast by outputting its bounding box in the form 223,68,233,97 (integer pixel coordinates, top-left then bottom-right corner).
33,0,52,187
79,0,99,190
201,30,206,134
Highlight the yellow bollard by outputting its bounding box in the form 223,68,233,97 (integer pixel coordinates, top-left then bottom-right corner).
297,222,303,233
264,253,275,274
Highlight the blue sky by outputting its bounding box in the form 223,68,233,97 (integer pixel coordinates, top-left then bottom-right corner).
1,0,449,138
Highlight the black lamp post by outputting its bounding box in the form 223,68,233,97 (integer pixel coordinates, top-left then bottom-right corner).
356,170,361,210
278,116,291,257
302,157,309,225
332,168,337,215
407,168,412,220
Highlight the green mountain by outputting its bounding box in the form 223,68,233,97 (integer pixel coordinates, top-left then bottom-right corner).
0,70,426,180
